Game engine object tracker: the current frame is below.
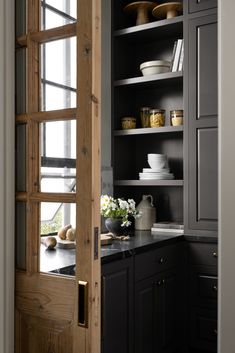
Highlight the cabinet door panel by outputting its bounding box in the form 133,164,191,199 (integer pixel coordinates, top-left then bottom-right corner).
187,14,218,233
135,276,157,353
189,127,218,230
102,258,134,353
189,15,218,122
197,128,218,221
189,0,217,13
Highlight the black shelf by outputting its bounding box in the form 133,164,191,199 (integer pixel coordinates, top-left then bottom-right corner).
114,180,184,186
114,126,183,136
114,71,183,88
114,16,183,42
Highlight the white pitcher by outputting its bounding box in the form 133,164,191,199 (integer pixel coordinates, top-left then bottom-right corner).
135,195,156,230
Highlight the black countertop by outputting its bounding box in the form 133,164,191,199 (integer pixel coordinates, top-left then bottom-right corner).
40,231,183,273
40,231,217,273
101,230,184,264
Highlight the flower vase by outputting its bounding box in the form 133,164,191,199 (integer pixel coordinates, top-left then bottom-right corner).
105,218,126,236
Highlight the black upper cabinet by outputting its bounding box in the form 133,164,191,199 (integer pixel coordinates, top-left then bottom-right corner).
188,0,217,13
186,14,218,234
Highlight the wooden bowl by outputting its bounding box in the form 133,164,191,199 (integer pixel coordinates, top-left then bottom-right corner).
152,2,183,20
124,1,157,25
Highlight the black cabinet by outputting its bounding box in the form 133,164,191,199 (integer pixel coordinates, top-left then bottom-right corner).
134,243,186,353
187,242,218,353
101,257,134,353
135,269,183,353
189,0,217,13
186,14,218,235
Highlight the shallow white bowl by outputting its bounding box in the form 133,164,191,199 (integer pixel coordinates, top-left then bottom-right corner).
140,60,171,76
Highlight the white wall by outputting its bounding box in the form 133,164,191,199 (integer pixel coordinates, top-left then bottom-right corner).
0,0,15,352
218,1,235,352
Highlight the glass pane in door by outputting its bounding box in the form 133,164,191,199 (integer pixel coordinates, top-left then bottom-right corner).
40,120,76,192
41,0,77,30
40,37,77,111
40,202,76,275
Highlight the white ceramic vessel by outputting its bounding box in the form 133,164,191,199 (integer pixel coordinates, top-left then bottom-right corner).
140,60,171,76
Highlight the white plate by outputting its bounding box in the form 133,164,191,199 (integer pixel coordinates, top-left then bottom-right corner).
139,174,174,180
143,168,170,173
139,172,173,177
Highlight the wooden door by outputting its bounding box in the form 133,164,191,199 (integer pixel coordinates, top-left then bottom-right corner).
15,1,101,352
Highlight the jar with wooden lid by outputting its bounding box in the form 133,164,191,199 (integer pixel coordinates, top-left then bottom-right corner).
140,107,151,128
170,110,183,126
121,117,136,130
150,109,165,127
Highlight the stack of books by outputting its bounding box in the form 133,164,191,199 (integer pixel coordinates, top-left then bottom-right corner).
151,222,184,234
171,39,184,72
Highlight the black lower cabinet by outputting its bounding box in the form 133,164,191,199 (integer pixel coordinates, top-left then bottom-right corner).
135,269,184,353
101,257,134,353
187,242,218,353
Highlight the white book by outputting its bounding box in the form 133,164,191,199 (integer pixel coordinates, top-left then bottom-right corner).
170,41,177,71
178,40,184,71
172,39,183,72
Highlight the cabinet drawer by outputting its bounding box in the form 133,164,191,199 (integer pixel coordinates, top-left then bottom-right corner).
189,0,217,13
189,243,218,267
190,308,217,352
190,268,217,307
135,243,184,282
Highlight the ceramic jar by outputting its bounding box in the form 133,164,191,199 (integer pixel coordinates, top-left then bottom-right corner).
135,195,156,230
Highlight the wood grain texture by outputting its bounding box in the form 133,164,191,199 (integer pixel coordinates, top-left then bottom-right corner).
30,23,77,43
16,108,77,123
16,0,101,351
75,0,101,351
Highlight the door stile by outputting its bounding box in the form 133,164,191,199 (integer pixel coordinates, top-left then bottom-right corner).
26,0,40,274
75,0,101,352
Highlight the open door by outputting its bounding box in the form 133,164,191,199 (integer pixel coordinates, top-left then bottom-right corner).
15,1,101,352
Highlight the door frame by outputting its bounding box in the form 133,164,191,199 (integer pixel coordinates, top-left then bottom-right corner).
0,0,15,352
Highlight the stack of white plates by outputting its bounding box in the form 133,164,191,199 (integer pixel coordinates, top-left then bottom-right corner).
139,154,174,180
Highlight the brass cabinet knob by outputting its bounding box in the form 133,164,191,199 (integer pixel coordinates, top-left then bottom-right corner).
213,285,218,292
157,280,162,286
159,257,164,264
162,279,165,285
212,252,218,258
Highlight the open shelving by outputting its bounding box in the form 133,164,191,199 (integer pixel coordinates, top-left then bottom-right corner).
112,0,184,223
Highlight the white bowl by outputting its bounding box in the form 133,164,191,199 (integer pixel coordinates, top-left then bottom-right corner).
148,160,166,169
140,60,171,76
147,153,166,159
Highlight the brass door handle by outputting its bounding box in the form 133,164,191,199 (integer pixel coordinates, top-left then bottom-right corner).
78,281,88,328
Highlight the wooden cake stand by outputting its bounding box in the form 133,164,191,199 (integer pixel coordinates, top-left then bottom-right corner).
152,2,183,20
124,1,157,26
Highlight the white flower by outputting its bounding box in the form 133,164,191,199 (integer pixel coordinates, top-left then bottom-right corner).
118,199,129,210
121,220,131,227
